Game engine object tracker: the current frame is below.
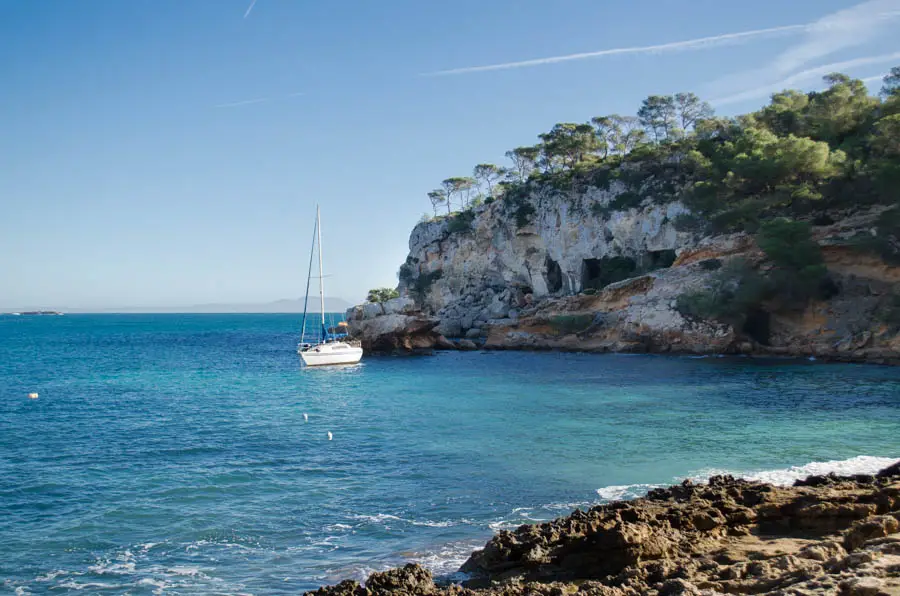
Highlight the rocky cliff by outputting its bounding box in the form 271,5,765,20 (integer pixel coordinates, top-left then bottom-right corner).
347,182,899,363
306,461,900,595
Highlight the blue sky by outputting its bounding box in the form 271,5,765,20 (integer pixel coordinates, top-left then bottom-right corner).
1,0,898,309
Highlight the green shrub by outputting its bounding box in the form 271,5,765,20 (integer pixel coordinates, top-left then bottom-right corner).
676,259,766,326
853,208,900,265
409,270,442,301
447,210,476,234
607,191,643,211
398,256,418,285
513,201,536,228
757,219,828,305
547,314,594,335
367,287,400,304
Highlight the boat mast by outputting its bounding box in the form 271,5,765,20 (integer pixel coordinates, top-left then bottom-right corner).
299,214,318,344
316,204,326,339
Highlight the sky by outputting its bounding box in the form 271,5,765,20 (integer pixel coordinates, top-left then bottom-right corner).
1,0,899,309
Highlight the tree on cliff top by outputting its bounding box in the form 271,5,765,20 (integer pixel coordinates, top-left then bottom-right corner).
505,146,539,181
426,67,900,232
473,164,504,198
427,189,447,217
441,177,476,213
367,287,400,304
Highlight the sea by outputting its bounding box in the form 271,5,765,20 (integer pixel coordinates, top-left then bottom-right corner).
1,314,898,595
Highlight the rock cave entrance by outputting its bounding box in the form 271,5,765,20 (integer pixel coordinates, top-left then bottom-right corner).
643,249,677,270
742,309,771,346
581,257,637,291
545,256,563,293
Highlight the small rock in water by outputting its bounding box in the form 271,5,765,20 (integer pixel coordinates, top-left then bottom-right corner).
327,431,333,441
28,392,39,399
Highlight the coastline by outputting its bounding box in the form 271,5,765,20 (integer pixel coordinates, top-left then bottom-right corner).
305,459,900,595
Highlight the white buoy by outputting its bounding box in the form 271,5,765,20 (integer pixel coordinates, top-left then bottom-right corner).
28,392,39,400
303,413,309,421
327,431,333,441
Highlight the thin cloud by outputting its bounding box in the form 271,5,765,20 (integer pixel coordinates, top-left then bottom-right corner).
244,0,258,19
705,0,900,104
423,24,807,76
710,52,900,106
772,0,900,74
214,92,305,109
862,73,888,84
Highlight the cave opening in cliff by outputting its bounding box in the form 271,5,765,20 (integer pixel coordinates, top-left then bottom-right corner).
545,256,563,293
581,257,637,291
742,309,771,346
643,249,677,271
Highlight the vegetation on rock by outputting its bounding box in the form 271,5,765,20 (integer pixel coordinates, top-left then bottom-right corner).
366,288,400,304
421,70,899,234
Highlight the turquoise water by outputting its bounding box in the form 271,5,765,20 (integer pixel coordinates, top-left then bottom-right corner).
1,314,899,594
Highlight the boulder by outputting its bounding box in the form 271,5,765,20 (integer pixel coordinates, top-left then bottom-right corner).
456,339,478,350
361,302,384,320
381,296,417,316
436,319,463,338
434,335,457,350
347,313,440,353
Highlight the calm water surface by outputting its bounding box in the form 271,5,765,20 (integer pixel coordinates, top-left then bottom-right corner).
1,314,898,594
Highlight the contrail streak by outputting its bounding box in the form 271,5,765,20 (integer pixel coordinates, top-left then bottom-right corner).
244,0,258,19
423,24,807,76
213,92,305,109
215,97,270,108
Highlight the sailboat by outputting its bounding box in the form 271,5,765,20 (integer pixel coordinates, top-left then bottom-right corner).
297,205,364,366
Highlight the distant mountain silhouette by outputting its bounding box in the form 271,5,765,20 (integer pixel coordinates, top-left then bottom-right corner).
3,298,352,314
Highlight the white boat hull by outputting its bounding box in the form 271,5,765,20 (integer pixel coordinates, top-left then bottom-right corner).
299,342,363,367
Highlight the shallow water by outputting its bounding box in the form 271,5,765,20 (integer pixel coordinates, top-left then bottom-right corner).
1,314,898,594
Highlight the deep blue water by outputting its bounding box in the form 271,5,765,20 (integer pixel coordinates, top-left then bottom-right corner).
1,314,899,594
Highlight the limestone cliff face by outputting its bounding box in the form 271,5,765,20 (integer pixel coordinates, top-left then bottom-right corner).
348,181,899,362
401,183,694,337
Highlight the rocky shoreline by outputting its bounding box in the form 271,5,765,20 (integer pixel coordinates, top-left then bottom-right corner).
305,461,900,595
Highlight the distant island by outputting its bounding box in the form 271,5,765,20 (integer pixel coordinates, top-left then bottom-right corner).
1,298,352,315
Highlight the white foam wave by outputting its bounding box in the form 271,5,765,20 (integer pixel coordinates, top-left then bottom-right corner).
137,577,170,594
690,455,899,486
596,483,665,501
593,455,900,504
57,580,123,591
165,566,207,578
35,570,68,582
410,540,485,578
88,561,136,575
350,513,463,528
